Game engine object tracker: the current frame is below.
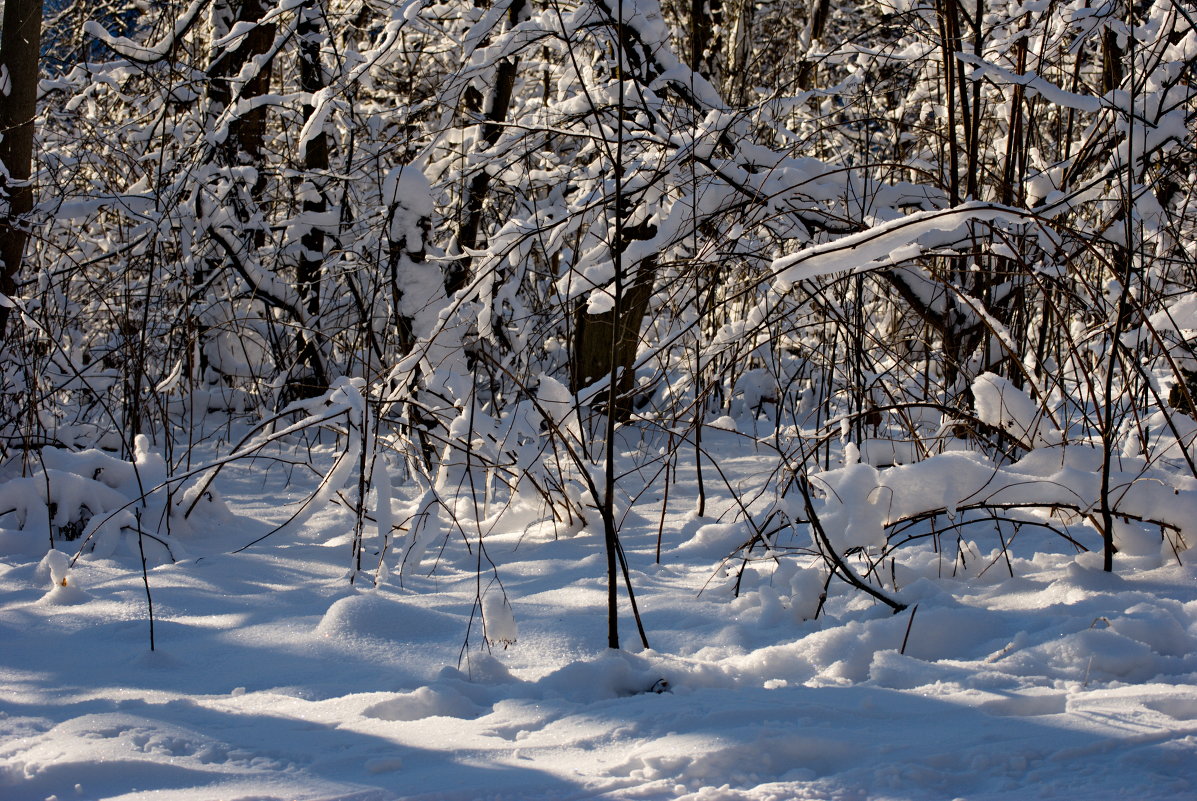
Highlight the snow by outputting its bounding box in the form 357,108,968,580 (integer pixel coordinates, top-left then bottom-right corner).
971,372,1061,449
82,0,211,64
769,203,1034,290
12,0,1195,795
957,53,1103,113
3,427,1197,801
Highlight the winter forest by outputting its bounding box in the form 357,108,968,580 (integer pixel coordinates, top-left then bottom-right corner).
2,0,1197,798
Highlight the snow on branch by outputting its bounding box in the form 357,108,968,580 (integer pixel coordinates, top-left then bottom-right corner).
769,203,1036,289
212,0,309,49
83,0,210,64
811,443,1197,554
957,53,1103,113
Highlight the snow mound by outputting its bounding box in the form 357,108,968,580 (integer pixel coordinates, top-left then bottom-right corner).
362,686,482,721
314,592,464,643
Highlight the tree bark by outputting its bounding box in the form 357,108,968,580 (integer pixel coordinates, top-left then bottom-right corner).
570,268,653,408
0,0,42,339
689,0,723,85
447,0,527,297
291,0,331,398
796,0,830,90
570,216,658,421
208,0,276,171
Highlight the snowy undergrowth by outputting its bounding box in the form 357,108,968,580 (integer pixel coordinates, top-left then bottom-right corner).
3,423,1197,801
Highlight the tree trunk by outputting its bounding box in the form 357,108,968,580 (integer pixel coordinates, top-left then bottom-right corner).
208,0,276,172
207,0,330,400
796,0,830,90
0,0,42,339
290,0,331,399
1101,28,1123,95
447,0,527,296
724,0,754,104
570,254,657,421
689,0,723,85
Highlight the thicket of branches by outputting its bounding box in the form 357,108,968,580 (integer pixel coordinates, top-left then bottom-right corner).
1,0,1195,646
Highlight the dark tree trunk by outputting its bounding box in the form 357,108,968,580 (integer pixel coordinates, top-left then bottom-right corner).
570,245,658,421
207,0,330,399
0,0,42,339
297,3,329,312
291,0,331,399
689,0,723,85
446,0,526,296
796,0,830,90
208,0,276,172
1101,28,1123,95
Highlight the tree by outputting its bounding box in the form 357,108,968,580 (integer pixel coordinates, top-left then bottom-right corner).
0,0,42,339
5,0,1196,644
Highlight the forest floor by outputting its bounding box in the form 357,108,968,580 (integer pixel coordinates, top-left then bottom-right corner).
3,423,1197,800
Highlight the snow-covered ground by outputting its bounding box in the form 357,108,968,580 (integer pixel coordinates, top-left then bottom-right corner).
3,426,1197,801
